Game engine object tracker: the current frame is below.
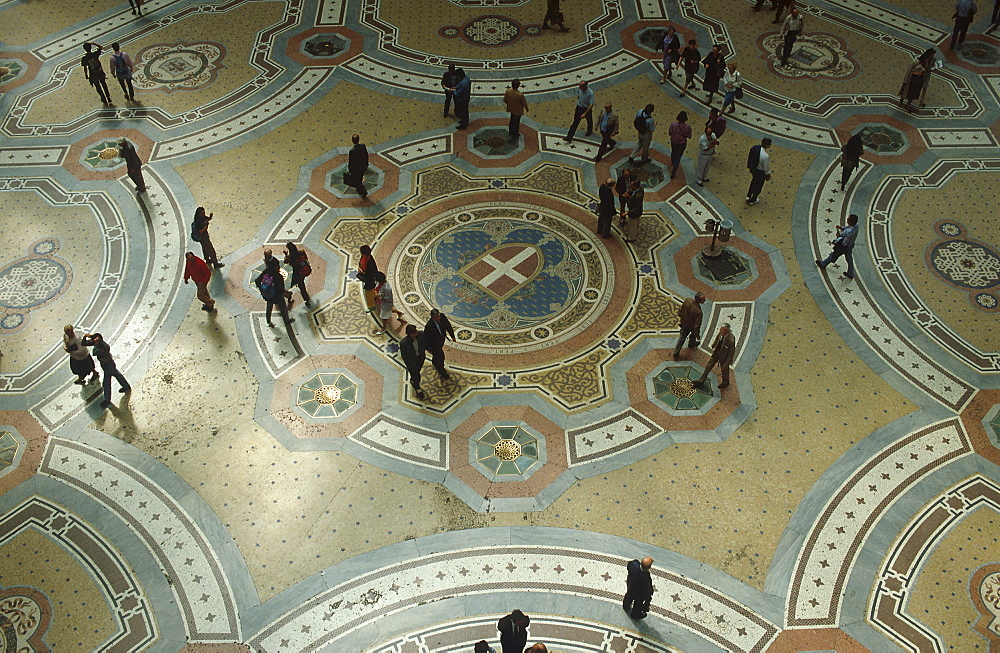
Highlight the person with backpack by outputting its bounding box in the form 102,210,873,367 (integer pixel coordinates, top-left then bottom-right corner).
191,207,224,268
628,103,655,165
255,257,295,329
283,242,312,308
745,137,772,205
109,42,135,102
80,42,112,105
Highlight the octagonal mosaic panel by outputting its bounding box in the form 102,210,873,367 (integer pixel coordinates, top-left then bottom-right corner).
295,371,360,419
650,365,715,412
614,160,666,192
471,128,522,157
328,164,382,198
472,425,542,480
302,33,347,58
82,139,124,170
858,125,908,154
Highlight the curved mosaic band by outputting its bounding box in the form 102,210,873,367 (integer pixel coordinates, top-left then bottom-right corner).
250,546,778,651
0,496,157,651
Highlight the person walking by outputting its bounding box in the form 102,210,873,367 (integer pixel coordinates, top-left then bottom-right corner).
679,39,701,97
838,134,864,191
128,0,143,16
779,8,804,66
950,0,977,48
564,80,595,143
84,333,131,408
673,293,706,358
667,111,691,180
63,325,99,385
357,245,379,315
503,79,529,141
454,68,472,130
372,271,406,335
615,168,633,214
283,242,312,307
597,178,616,238
255,257,295,329
423,308,456,380
816,213,860,279
118,138,146,194
541,0,568,31
657,26,681,83
702,44,726,105
694,324,736,390
899,49,935,111
745,137,772,205
473,641,496,653
347,134,369,199
720,62,743,114
629,103,655,164
183,251,216,312
191,207,223,268
81,42,113,105
441,64,460,118
497,610,530,653
623,557,654,619
109,42,135,102
694,125,719,186
399,324,426,399
622,179,644,243
593,102,619,161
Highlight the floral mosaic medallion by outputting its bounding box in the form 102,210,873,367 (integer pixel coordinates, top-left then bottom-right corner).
397,203,613,354
957,41,1000,66
81,138,123,170
472,128,521,157
294,371,360,419
439,15,541,46
927,220,1000,312
760,33,858,79
472,424,543,480
649,365,715,413
0,59,25,84
133,42,225,92
0,239,71,334
0,587,50,653
858,125,908,154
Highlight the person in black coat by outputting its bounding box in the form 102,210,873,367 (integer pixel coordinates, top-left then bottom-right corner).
622,556,654,619
597,178,616,239
399,324,426,399
347,133,369,199
496,609,530,653
423,308,456,380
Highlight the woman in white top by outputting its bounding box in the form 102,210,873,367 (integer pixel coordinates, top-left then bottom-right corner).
372,271,406,335
720,62,743,114
63,324,99,384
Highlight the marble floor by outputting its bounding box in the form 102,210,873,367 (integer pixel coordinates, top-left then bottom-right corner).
0,0,998,650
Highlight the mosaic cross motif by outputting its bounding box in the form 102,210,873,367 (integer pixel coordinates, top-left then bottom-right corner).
459,244,542,301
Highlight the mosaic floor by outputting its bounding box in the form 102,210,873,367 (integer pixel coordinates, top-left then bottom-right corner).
0,0,998,649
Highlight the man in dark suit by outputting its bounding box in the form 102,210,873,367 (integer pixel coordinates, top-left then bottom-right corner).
347,133,369,199
399,324,426,399
623,556,654,619
597,178,615,239
423,308,456,380
497,609,530,653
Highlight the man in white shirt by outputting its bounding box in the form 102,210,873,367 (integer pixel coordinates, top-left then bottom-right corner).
780,8,804,66
694,125,719,186
564,80,595,143
745,137,772,205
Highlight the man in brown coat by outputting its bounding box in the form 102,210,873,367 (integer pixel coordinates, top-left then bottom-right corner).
503,79,529,141
673,292,705,357
694,323,735,390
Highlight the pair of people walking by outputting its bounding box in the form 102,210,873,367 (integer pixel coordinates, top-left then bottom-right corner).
399,309,457,399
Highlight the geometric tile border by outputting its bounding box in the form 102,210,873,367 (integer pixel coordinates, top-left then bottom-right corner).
0,496,157,651
808,160,976,411
40,438,241,641
869,475,1000,651
868,159,1000,373
248,547,779,651
787,418,973,626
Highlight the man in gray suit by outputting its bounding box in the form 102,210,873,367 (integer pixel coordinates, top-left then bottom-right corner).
694,323,736,390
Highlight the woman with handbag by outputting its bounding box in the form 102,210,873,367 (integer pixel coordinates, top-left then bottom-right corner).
720,62,743,114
